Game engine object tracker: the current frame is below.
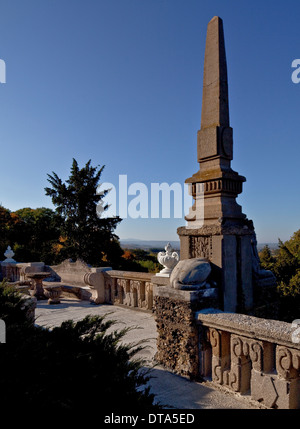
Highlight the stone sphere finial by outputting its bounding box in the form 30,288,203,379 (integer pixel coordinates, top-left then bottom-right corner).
170,258,211,290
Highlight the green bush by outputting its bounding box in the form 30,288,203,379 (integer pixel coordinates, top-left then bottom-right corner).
0,280,30,326
0,282,159,412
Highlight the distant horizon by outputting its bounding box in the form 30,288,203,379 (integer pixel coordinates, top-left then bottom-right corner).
119,237,279,246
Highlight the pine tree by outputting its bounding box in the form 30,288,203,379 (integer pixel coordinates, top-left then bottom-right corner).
45,158,122,266
259,244,276,271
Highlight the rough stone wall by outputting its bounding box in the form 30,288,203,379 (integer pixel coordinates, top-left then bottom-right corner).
154,291,218,379
154,296,199,378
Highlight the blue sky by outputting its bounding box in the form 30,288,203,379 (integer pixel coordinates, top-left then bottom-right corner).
0,0,299,244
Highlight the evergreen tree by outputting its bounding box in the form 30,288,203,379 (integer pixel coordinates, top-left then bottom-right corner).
271,232,300,321
259,244,276,271
273,239,298,286
45,158,122,266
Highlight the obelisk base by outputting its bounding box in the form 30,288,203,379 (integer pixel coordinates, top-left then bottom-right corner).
177,222,255,313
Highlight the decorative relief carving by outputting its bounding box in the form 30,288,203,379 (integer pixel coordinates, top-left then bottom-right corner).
276,346,300,380
199,321,300,408
212,356,223,384
103,275,153,310
190,236,212,259
207,330,265,392
209,328,220,356
208,328,230,386
231,335,263,372
145,282,153,308
209,329,222,384
104,276,113,303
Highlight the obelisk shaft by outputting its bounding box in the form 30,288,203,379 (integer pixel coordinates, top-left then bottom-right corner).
201,16,229,129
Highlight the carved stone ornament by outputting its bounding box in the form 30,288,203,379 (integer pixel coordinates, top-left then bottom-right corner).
157,243,179,277
170,257,212,290
3,246,16,263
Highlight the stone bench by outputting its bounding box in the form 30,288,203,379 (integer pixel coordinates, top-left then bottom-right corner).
43,259,112,304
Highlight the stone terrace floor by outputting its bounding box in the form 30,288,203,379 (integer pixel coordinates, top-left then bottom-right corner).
36,298,261,410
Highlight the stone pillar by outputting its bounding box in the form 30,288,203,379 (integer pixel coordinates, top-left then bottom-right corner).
153,285,219,379
16,262,45,282
1,246,18,282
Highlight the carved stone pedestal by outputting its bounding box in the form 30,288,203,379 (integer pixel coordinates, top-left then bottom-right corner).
43,284,62,305
178,223,255,313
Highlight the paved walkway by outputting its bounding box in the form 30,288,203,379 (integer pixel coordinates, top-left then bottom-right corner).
35,298,260,409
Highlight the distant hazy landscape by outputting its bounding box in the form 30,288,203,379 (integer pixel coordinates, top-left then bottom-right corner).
120,239,278,253
120,239,181,251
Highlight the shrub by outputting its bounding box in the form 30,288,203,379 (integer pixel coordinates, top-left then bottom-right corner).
0,280,30,326
0,282,159,412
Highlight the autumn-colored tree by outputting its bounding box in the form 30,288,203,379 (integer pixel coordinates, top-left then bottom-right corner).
12,207,62,264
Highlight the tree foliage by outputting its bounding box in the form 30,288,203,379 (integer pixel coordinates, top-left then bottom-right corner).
259,231,300,321
259,245,276,272
121,248,163,273
45,158,122,266
0,206,61,264
13,207,61,264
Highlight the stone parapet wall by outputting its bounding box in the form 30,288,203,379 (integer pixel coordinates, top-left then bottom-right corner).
197,312,300,409
103,270,154,311
154,287,219,378
1,262,45,283
154,294,199,378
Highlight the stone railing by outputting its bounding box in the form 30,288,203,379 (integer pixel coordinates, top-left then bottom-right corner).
2,258,158,311
0,262,45,283
1,263,19,282
103,270,154,311
196,312,300,409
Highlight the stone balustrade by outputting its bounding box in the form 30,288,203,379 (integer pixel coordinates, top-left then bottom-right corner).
196,312,300,409
103,270,154,311
1,258,157,311
1,263,19,282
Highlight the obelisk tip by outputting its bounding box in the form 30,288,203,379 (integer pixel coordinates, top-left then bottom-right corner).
209,16,222,24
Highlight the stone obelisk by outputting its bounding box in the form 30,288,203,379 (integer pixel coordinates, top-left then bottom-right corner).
152,17,277,378
185,16,246,226
178,17,259,312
